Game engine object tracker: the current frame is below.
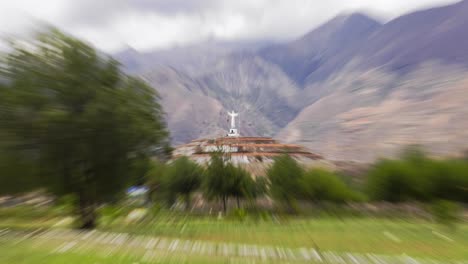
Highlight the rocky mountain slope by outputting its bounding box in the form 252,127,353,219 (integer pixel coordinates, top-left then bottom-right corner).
259,13,382,85
117,0,468,162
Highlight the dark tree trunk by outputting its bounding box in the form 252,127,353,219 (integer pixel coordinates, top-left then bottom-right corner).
146,183,160,206
285,198,298,215
236,197,240,209
222,196,227,214
145,188,153,206
185,194,191,211
78,192,96,229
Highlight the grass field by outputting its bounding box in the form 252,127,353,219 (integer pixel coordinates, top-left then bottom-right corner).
0,239,281,264
1,206,467,263
105,217,468,260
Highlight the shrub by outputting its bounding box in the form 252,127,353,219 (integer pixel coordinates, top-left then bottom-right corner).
365,148,468,203
427,160,468,203
228,208,248,221
301,169,356,203
430,200,461,230
365,159,422,202
267,155,304,212
164,157,203,210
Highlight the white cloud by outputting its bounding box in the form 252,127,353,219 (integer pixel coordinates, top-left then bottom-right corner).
0,0,460,53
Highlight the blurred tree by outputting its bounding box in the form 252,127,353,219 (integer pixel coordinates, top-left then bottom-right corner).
430,200,461,231
266,154,304,213
144,160,168,205
0,29,168,229
301,168,356,203
365,159,419,202
203,152,259,213
253,176,268,199
203,152,232,214
0,144,38,194
365,146,468,203
165,157,203,210
427,159,468,203
225,163,258,209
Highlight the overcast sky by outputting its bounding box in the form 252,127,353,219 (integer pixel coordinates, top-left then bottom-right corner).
0,0,460,53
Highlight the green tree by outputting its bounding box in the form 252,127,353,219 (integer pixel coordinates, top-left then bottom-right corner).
365,147,468,203
0,29,168,229
426,159,468,203
165,157,203,210
266,154,304,212
301,168,356,203
145,160,168,205
365,159,419,202
203,152,261,213
0,144,38,195
430,200,461,230
203,152,232,214
225,163,258,208
203,152,265,213
252,177,268,199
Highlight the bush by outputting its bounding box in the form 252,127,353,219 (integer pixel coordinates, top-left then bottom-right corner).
301,169,357,203
228,208,248,221
52,194,77,216
164,157,203,210
267,155,304,212
365,148,468,203
365,159,421,202
98,205,127,226
427,160,468,203
430,200,461,230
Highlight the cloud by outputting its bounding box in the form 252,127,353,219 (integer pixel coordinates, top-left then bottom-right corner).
0,0,460,53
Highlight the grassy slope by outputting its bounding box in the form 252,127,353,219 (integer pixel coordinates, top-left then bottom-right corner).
104,217,468,259
1,207,467,260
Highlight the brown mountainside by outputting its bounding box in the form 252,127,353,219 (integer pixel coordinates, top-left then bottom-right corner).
117,0,468,162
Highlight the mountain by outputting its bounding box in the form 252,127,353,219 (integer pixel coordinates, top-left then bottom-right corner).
279,62,468,161
195,52,301,132
115,40,270,75
142,65,226,144
279,0,468,161
358,0,468,72
142,52,301,142
117,0,468,162
259,13,382,85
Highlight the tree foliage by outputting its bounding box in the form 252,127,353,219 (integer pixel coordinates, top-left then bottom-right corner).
145,160,168,204
301,168,358,203
0,29,168,228
165,157,203,210
430,200,461,230
366,148,468,203
225,163,262,208
266,155,304,211
202,152,260,213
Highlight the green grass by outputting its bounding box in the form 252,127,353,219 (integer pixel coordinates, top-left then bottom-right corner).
0,241,205,264
0,237,311,264
1,206,468,261
103,215,468,259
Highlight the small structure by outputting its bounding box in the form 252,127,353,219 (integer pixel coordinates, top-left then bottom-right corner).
172,112,329,177
227,111,239,137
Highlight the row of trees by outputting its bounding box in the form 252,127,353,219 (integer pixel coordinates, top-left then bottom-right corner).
267,148,468,208
267,155,360,212
145,149,468,215
144,153,359,213
146,154,265,213
366,149,468,203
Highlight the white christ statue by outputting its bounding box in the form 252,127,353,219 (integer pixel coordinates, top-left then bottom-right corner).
227,111,239,137
228,111,238,129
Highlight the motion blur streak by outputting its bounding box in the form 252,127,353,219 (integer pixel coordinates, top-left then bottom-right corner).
1,1,468,264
